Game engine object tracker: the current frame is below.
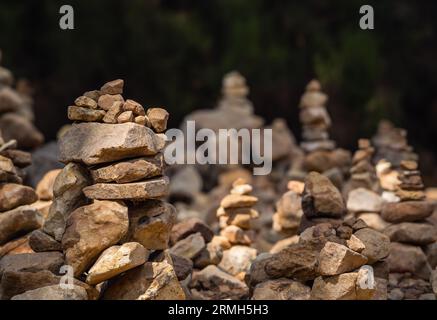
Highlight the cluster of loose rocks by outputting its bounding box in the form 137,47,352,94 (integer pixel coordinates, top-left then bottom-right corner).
381,160,437,299
247,172,390,300
0,80,188,300
0,50,44,149
0,131,43,257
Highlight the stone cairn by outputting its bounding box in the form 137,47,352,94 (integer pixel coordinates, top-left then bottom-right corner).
381,160,437,300
188,179,259,300
0,50,44,149
247,172,390,300
272,180,304,238
0,130,41,257
372,120,418,167
298,80,351,187
0,79,187,300
344,139,386,231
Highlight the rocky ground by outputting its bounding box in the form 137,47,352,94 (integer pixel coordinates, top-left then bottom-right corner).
0,73,436,300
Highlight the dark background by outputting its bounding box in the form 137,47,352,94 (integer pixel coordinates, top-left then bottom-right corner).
1,0,437,183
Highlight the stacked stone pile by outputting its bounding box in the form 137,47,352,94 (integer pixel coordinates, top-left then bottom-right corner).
298,80,351,186
272,180,304,237
0,80,186,300
247,172,390,300
0,131,42,257
372,120,418,167
380,160,436,299
0,50,43,149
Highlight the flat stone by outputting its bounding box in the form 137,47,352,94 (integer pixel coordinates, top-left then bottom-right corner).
98,94,124,110
189,265,248,300
356,212,390,232
90,154,164,183
0,270,98,300
302,172,345,218
102,252,185,300
387,242,431,280
395,189,426,201
68,106,106,122
11,284,88,300
347,188,383,213
43,163,91,241
122,200,176,250
170,232,205,260
83,176,169,200
74,96,98,109
0,205,42,245
29,230,62,252
0,252,64,278
100,79,124,95
0,183,38,212
318,241,368,276
35,169,61,201
219,212,253,229
218,245,257,278
0,149,31,168
384,222,437,245
311,272,358,300
220,194,258,209
265,243,319,281
62,200,129,277
86,242,149,285
59,122,162,165
170,217,214,245
354,228,390,264
252,278,311,300
147,108,169,133
381,201,433,223
400,160,418,171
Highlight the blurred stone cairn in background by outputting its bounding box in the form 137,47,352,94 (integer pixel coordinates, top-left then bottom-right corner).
0,49,44,150
0,79,190,300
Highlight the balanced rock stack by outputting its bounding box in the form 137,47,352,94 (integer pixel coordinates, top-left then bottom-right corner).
299,80,351,184
372,120,418,167
0,80,187,300
0,130,41,256
0,50,44,149
248,172,390,300
272,180,304,237
381,160,436,299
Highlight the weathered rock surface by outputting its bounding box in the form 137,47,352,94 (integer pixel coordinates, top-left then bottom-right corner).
347,188,383,213
170,217,214,245
83,176,169,200
11,284,88,300
62,200,129,277
317,242,368,276
0,252,63,278
43,163,90,241
381,201,433,223
190,265,248,300
384,222,437,245
90,154,164,183
311,272,358,300
59,122,162,165
302,172,345,218
264,243,319,281
29,230,62,252
252,278,311,300
122,200,176,250
170,232,205,260
86,242,149,285
0,183,38,212
0,205,42,245
103,253,185,300
387,242,431,280
218,245,257,278
354,228,390,264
